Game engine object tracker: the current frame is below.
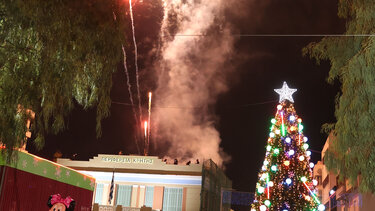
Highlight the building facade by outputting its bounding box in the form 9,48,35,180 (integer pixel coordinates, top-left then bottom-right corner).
313,135,375,211
57,154,231,211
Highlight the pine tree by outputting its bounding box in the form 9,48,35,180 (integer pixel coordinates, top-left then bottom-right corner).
303,0,375,193
251,82,325,211
0,1,129,159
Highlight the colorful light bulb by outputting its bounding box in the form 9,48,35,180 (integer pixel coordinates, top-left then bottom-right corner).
288,150,295,156
286,178,292,185
303,143,309,150
299,124,304,131
264,200,271,207
258,186,265,194
260,205,267,211
318,204,325,211
299,155,305,161
274,148,280,154
266,145,272,151
261,173,268,180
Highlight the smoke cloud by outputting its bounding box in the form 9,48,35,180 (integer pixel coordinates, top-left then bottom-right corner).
153,0,235,165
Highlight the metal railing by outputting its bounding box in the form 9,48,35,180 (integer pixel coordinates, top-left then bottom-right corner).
93,204,153,211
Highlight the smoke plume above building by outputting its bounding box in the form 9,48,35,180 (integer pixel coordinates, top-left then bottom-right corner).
153,0,235,165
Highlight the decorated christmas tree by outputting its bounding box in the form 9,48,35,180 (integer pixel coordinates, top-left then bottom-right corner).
251,82,325,211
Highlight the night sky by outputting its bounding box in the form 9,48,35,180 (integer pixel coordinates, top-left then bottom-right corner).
28,0,345,204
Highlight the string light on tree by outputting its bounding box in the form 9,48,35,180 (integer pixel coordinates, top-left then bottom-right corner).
303,143,309,150
260,205,267,211
285,178,292,185
274,148,280,155
299,155,305,161
318,204,326,211
251,82,324,211
288,150,295,156
306,151,312,156
266,145,272,152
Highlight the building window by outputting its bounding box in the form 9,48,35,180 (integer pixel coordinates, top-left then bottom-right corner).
94,183,104,204
162,187,183,211
330,194,337,209
116,185,132,207
144,186,154,208
323,176,329,188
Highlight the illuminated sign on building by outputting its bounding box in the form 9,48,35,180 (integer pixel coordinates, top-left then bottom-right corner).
101,156,154,164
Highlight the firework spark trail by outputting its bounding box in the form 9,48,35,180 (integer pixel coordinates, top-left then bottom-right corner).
156,0,169,58
129,0,143,130
144,121,148,155
147,92,152,153
121,45,140,154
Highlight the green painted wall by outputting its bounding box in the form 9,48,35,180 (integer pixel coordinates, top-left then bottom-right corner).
0,150,95,191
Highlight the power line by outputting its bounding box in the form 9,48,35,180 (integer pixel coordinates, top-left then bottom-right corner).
309,149,322,154
166,34,375,37
111,100,277,109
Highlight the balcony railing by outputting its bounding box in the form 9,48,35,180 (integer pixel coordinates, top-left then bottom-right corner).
93,204,154,211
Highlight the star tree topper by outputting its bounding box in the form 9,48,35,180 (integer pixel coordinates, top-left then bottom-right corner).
274,81,297,103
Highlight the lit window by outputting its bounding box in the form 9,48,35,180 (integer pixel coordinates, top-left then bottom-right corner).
94,183,104,204
116,185,132,207
162,187,183,211
144,186,154,208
